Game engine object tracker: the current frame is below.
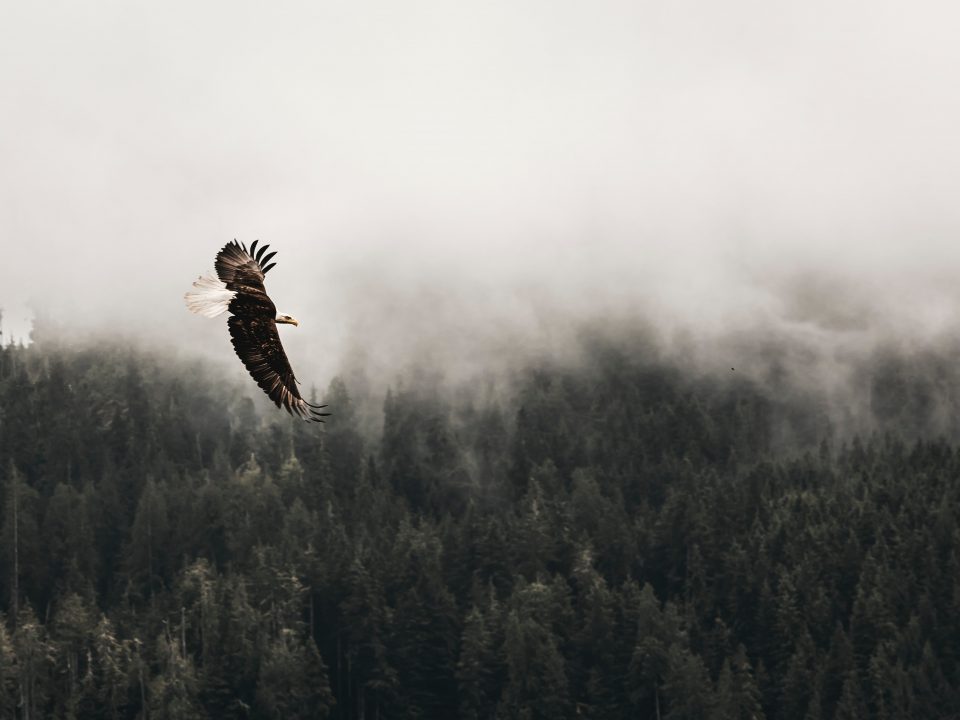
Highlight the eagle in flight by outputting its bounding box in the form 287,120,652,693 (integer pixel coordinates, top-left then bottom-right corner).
185,240,330,423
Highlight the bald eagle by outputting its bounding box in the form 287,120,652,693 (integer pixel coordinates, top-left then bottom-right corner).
185,240,330,423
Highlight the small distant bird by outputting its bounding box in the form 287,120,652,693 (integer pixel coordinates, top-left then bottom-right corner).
185,240,330,422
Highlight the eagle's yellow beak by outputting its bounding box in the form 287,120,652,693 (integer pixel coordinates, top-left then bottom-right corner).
277,315,299,326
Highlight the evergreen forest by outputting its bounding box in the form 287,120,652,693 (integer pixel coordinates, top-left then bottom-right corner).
0,326,958,719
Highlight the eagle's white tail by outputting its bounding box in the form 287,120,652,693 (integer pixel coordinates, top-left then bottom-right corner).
184,273,235,318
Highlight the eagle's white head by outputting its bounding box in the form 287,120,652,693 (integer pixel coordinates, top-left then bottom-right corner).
276,313,299,327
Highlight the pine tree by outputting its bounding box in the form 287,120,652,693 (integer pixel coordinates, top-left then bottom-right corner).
498,607,570,720
340,555,397,717
207,575,260,718
867,641,913,720
125,478,170,604
833,672,868,720
0,615,17,719
803,684,822,720
148,631,204,720
513,467,564,578
909,639,955,717
457,605,498,720
320,376,366,501
12,606,53,720
50,592,97,719
626,584,675,718
256,633,334,719
91,615,131,720
388,522,460,717
43,483,98,599
661,643,714,720
780,630,817,720
715,660,738,720
1,462,42,621
570,548,620,718
714,645,765,720
821,623,854,716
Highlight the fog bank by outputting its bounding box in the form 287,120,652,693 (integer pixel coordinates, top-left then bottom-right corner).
3,0,960,396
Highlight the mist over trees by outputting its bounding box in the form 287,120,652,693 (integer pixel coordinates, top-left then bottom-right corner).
0,322,958,719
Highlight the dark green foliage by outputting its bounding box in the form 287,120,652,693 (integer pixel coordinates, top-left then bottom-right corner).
0,614,17,718
457,606,498,720
256,635,334,719
0,332,958,718
714,645,765,720
499,584,571,719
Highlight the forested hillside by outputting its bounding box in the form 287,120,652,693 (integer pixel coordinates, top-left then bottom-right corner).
0,330,958,719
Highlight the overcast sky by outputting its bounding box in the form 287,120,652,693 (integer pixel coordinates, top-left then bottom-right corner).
3,1,960,382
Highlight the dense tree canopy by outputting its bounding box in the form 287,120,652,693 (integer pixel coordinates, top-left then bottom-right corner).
0,329,958,718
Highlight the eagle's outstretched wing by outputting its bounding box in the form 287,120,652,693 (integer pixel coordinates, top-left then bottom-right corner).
215,238,277,290
215,240,329,423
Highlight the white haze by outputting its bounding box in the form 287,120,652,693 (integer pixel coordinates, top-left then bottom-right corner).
2,0,960,391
